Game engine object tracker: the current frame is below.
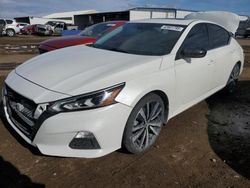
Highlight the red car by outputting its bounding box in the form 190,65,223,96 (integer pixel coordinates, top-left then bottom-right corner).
21,24,37,35
38,21,126,54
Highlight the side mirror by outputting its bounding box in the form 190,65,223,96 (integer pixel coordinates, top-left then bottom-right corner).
181,48,207,58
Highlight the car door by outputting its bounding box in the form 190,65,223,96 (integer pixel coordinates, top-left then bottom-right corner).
54,23,64,35
174,23,214,111
206,24,233,88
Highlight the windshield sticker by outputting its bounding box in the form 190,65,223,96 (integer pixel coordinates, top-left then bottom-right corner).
161,25,184,32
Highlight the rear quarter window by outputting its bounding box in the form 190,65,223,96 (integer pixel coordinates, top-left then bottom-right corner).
208,24,230,50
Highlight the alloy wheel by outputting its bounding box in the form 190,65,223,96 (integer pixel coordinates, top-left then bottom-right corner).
227,64,240,93
132,101,163,150
7,30,14,37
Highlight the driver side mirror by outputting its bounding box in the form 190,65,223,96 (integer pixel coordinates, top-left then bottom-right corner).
181,48,207,58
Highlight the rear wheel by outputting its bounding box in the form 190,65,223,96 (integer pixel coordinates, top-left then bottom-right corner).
225,63,240,93
122,93,165,154
6,29,15,37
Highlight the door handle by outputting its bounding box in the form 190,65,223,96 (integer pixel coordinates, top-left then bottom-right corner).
208,60,215,65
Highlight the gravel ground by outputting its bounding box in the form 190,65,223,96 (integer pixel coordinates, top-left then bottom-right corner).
0,36,249,188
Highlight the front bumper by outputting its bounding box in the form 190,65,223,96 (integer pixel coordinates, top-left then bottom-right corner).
3,94,131,158
3,72,132,158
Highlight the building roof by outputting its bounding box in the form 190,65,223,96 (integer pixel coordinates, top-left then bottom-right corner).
130,7,197,13
130,18,195,25
43,10,97,19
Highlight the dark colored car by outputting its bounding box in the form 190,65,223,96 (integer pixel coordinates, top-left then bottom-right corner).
236,18,250,38
0,19,6,36
38,21,126,54
21,24,37,35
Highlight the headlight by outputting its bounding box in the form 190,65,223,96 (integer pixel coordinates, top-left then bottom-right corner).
49,83,125,112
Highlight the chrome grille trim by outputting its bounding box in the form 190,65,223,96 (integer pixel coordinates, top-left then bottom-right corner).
4,84,38,140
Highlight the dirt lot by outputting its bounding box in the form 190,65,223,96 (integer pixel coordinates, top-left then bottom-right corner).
0,36,250,188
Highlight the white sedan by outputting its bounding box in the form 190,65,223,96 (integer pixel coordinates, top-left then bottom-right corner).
2,17,244,158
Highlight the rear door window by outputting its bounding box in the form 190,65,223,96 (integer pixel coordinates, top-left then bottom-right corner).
6,20,13,24
207,24,230,50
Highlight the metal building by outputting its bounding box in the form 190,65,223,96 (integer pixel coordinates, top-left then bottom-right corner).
14,16,74,25
15,10,97,25
74,7,196,29
43,10,97,23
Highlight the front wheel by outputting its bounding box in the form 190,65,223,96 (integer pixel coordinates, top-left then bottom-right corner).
122,93,165,154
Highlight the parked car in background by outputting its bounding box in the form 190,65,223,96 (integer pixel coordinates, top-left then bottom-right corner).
236,18,250,38
21,24,37,35
17,22,29,30
36,21,77,36
0,19,20,37
0,19,6,36
2,15,244,158
5,19,20,36
38,21,126,54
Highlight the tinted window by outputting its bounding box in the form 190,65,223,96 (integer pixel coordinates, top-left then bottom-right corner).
93,23,185,56
181,24,209,52
208,24,230,49
6,20,13,24
0,19,6,25
80,23,117,37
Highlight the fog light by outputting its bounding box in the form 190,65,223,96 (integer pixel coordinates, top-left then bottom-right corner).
69,131,101,149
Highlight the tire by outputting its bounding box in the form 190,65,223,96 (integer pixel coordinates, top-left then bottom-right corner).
48,30,53,36
6,29,15,37
225,63,241,93
122,93,165,154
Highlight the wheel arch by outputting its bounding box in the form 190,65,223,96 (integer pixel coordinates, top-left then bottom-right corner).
234,60,243,76
236,61,241,68
121,89,170,123
6,28,15,32
150,90,169,123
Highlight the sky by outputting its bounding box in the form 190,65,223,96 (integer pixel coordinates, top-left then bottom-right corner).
0,0,250,18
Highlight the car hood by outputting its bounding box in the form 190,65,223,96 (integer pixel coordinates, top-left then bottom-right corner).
15,45,162,96
40,35,96,49
36,24,48,29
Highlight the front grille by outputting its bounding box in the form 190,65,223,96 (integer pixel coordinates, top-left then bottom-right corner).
5,84,39,140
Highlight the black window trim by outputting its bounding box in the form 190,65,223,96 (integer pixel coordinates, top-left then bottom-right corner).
206,23,231,51
175,22,232,60
175,23,209,60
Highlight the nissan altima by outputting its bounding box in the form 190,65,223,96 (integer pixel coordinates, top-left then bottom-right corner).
2,17,244,158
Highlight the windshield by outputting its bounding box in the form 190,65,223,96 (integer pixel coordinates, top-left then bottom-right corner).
46,21,57,26
79,22,116,37
92,23,185,56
